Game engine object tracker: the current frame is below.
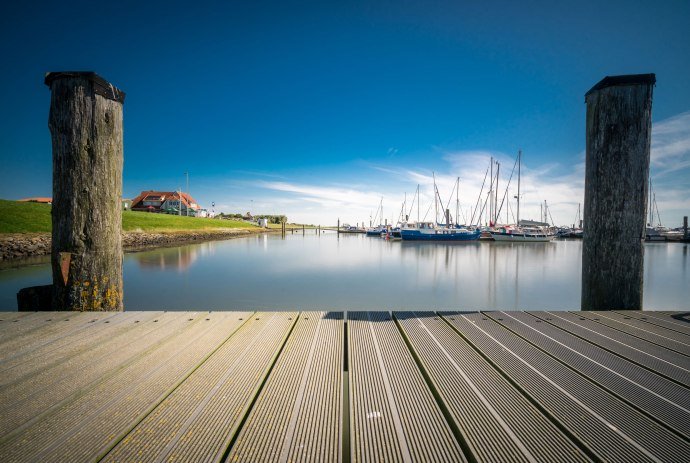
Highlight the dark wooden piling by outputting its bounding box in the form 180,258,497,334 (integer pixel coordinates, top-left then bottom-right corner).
45,72,125,311
684,216,688,239
581,74,655,311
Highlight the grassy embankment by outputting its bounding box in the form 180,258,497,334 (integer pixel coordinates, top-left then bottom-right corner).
0,199,259,234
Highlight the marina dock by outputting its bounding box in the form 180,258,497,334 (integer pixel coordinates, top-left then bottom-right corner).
0,310,688,462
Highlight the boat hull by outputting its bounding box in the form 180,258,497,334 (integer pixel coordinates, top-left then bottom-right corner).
401,229,481,241
490,232,555,242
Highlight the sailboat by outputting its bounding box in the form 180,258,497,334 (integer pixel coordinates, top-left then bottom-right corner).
490,150,555,242
400,177,481,241
366,198,387,236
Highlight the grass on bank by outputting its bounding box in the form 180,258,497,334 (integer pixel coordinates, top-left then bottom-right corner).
0,199,259,234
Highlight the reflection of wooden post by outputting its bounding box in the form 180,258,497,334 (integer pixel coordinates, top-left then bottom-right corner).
581,74,655,311
45,72,125,311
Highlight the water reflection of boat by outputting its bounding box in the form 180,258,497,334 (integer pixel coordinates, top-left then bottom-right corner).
400,222,481,241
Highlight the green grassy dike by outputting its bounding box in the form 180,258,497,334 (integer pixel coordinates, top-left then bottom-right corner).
0,199,258,234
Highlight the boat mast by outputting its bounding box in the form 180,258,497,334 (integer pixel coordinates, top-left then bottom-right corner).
516,149,521,226
653,192,662,227
455,177,460,225
489,157,494,225
433,172,438,224
400,193,406,222
648,177,653,226
417,184,420,223
495,161,500,224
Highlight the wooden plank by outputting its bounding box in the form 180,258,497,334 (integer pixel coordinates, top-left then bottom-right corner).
226,311,342,463
102,312,296,463
443,312,690,462
579,311,690,355
563,311,690,359
0,311,152,385
0,312,250,463
0,312,113,352
0,312,58,335
394,312,589,463
533,311,690,385
486,311,690,437
0,312,36,321
348,311,466,463
0,311,200,436
281,312,343,463
615,310,690,335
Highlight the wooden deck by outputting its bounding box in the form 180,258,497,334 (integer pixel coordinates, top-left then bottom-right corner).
0,310,688,462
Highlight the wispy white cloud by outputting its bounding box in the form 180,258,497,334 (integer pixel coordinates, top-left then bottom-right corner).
393,150,586,226
210,110,689,227
256,181,398,225
651,110,690,177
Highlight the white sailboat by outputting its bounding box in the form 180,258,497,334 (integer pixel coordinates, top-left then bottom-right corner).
490,150,555,242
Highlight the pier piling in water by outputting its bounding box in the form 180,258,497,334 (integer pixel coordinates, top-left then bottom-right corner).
45,72,125,311
581,74,655,311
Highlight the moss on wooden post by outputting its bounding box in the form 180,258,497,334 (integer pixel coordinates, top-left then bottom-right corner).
45,72,125,311
581,74,655,311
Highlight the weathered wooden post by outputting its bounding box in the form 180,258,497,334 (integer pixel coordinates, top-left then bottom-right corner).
581,74,655,311
684,216,688,239
45,72,125,311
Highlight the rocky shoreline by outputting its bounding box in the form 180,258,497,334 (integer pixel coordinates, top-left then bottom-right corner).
0,228,273,262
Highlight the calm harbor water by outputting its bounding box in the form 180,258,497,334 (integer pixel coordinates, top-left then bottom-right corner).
0,231,688,311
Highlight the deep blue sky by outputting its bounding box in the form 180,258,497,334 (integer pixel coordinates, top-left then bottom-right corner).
1,0,689,225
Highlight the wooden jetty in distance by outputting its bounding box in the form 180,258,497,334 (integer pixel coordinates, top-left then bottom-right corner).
1,310,688,462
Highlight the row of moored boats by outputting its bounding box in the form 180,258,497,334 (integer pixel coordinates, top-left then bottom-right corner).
340,221,560,242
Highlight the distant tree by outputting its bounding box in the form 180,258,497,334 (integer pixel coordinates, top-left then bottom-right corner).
254,214,287,224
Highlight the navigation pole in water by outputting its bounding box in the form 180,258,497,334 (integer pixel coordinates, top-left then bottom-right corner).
581,74,655,311
45,72,126,311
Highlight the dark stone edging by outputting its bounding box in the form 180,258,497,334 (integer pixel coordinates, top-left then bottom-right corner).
0,229,273,261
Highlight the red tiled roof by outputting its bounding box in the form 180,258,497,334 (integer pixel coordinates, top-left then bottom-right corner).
18,197,52,203
131,191,199,210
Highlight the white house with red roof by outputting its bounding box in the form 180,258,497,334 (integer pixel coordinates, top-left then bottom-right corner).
130,191,201,215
